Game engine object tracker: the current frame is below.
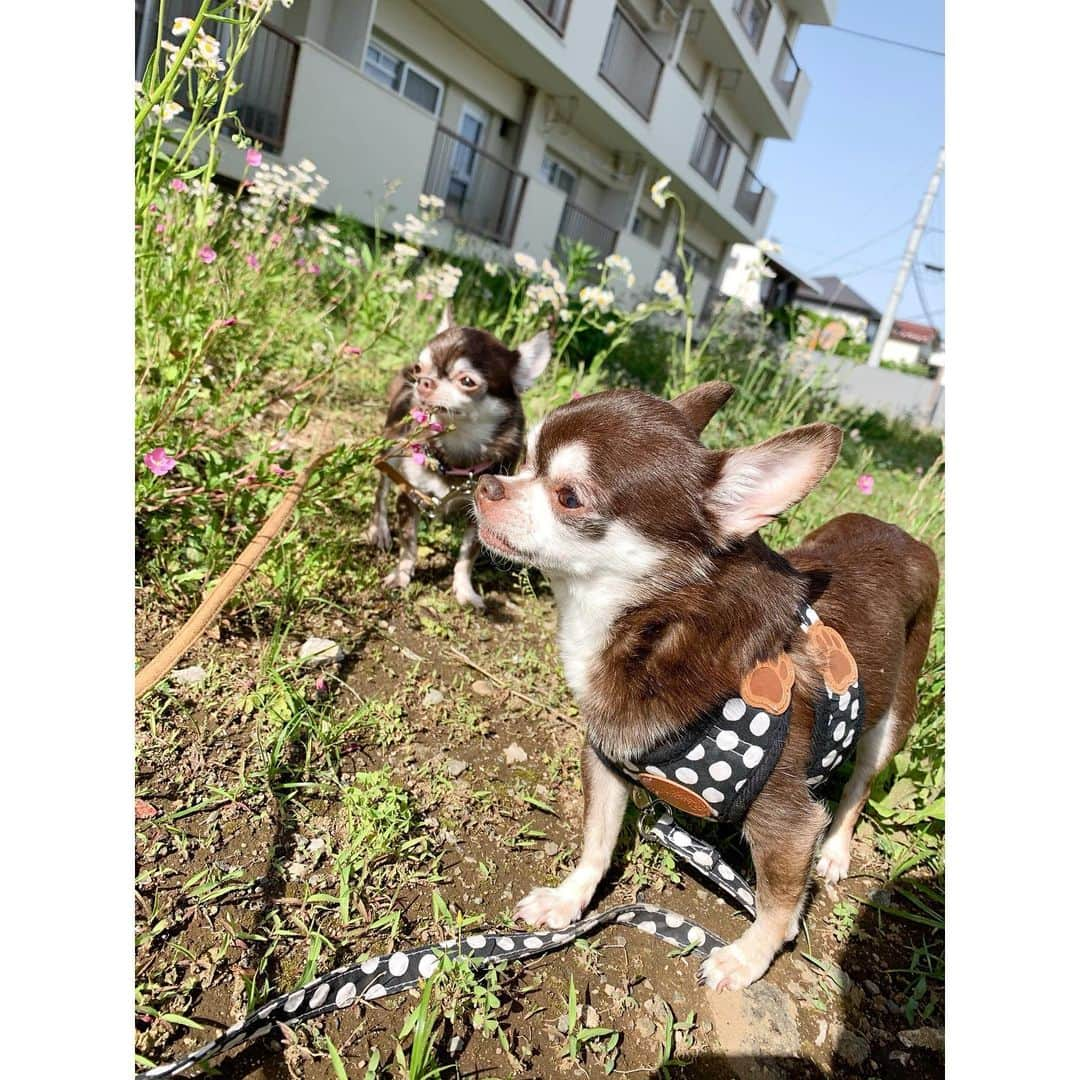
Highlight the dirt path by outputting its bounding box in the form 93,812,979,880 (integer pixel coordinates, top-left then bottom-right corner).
136,531,942,1080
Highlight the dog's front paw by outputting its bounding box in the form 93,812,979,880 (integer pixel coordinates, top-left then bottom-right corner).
383,567,413,590
815,833,852,883
453,580,486,610
366,520,392,552
699,942,770,993
514,885,588,931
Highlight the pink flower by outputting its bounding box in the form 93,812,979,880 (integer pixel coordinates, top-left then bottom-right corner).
410,408,429,425
270,463,292,477
308,263,320,275
295,258,307,270
143,448,177,476
428,420,444,434
409,443,427,467
198,245,217,264
209,316,237,331
856,474,874,495
245,253,261,270
155,223,165,234
571,390,583,400
170,178,188,192
269,232,282,248
342,345,362,356
148,203,159,213
246,148,263,168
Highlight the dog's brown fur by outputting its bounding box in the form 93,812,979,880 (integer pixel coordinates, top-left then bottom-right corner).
475,382,939,989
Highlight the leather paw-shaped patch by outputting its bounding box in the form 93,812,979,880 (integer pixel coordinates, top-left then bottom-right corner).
638,776,715,818
740,653,795,714
806,622,859,695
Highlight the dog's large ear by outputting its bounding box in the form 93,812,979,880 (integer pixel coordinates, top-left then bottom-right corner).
437,304,455,334
707,424,842,540
671,381,735,436
512,329,551,393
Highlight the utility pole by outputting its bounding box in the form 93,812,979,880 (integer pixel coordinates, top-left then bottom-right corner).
867,146,945,367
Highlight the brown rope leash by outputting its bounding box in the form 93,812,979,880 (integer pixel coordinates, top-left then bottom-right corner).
135,440,334,699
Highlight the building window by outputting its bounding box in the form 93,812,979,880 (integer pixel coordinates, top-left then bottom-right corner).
523,0,572,35
689,115,732,189
733,0,771,50
363,38,444,116
540,153,577,197
631,210,664,246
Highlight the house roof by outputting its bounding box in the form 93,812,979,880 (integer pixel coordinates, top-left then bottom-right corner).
889,319,939,345
794,275,882,319
762,249,821,295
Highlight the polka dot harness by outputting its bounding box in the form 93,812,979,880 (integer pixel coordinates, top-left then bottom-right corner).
591,603,865,824
137,604,863,1079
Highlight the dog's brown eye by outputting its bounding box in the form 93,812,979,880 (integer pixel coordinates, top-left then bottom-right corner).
557,487,581,510
411,364,421,376
459,376,476,388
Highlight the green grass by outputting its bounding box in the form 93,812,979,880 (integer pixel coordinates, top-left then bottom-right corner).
135,13,944,1072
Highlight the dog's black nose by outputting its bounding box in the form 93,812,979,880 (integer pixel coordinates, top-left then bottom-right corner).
476,475,505,502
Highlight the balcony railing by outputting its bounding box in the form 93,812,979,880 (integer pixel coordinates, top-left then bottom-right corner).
146,2,299,153
735,165,767,223
660,249,717,294
424,127,527,247
689,115,732,189
772,37,800,103
598,7,664,120
232,20,300,153
522,0,572,35
557,201,619,258
733,0,772,51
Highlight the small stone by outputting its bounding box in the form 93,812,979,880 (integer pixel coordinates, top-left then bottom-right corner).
470,679,495,696
503,742,528,765
898,1027,945,1052
448,1035,463,1056
556,1013,569,1035
172,665,206,685
585,1006,600,1028
299,637,343,666
814,1020,828,1047
864,979,881,996
422,689,445,708
890,1050,912,1066
543,841,560,857
446,759,469,778
836,1029,871,1067
635,1016,655,1038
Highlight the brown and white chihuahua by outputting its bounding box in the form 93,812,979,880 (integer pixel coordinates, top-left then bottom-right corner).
367,306,550,608
472,382,938,991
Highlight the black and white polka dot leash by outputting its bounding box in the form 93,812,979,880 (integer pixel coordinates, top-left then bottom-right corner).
136,807,754,1078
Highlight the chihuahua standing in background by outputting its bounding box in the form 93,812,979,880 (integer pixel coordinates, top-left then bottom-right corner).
367,306,551,609
472,382,938,991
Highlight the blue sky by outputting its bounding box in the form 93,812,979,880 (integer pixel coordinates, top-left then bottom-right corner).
758,0,944,335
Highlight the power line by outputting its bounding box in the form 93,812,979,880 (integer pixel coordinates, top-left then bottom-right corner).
912,264,940,334
806,218,913,274
831,25,945,57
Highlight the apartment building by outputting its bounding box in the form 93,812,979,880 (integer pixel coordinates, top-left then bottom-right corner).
136,0,836,314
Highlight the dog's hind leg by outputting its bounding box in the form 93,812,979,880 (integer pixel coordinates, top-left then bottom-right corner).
366,472,393,551
816,596,936,883
452,524,485,610
383,493,419,590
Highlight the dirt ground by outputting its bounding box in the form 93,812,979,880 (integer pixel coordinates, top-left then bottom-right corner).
135,540,944,1079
